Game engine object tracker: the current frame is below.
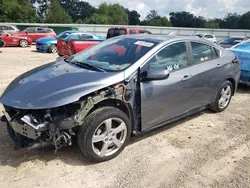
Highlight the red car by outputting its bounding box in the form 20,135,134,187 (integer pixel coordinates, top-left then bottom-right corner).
57,32,105,56
12,27,56,42
0,31,32,47
106,27,152,39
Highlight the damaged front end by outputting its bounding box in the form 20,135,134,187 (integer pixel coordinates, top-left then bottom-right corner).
0,81,138,153
1,103,80,152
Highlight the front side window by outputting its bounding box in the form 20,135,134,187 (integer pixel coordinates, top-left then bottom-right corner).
67,38,158,72
67,34,80,41
191,42,218,64
25,28,36,33
147,42,188,72
80,34,93,40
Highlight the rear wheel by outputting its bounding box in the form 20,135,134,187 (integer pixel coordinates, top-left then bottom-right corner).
77,107,131,163
210,80,233,112
48,44,57,53
19,40,28,48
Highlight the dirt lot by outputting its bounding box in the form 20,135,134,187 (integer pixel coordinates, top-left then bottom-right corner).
1,46,250,188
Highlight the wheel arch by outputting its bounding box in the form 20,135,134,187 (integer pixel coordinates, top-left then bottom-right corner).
86,99,136,131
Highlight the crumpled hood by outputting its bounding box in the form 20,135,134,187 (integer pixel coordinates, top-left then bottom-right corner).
0,61,124,109
36,37,57,44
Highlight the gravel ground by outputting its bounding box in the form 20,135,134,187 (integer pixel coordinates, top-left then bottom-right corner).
1,46,250,188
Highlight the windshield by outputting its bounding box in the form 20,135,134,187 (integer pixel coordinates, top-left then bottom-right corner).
232,41,250,49
219,37,244,45
67,37,158,72
196,34,203,38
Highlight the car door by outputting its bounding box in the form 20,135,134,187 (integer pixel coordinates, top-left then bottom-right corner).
187,41,224,106
25,28,37,42
140,41,198,131
36,28,47,40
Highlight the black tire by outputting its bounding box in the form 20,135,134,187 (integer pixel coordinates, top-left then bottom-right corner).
77,107,131,163
48,44,57,53
210,80,233,112
19,39,28,48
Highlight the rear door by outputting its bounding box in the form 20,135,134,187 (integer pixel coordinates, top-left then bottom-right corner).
186,41,225,106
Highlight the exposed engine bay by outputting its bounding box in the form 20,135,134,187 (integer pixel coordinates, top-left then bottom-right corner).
0,72,140,153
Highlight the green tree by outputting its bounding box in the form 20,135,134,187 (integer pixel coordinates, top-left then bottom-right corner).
141,10,171,26
126,9,140,25
29,0,50,22
86,3,128,25
0,0,36,22
239,12,250,29
45,0,72,23
59,0,96,22
205,19,220,28
220,13,241,29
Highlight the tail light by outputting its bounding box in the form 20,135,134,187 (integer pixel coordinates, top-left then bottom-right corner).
232,56,239,65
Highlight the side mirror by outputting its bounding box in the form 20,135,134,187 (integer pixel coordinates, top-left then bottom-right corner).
5,33,10,37
141,69,170,82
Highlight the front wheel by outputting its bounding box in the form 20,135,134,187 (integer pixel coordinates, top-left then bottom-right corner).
48,44,57,53
19,40,28,48
77,107,131,163
210,80,233,112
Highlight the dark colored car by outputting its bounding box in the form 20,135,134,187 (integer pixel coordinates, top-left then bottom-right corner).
218,37,247,48
0,35,240,163
106,27,152,39
12,27,56,42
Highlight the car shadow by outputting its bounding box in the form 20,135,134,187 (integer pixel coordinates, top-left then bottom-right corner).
236,83,250,94
0,111,204,167
129,111,203,146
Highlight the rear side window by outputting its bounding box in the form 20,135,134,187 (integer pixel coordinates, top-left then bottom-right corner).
204,35,214,39
139,30,150,34
191,42,218,64
107,28,127,39
129,29,136,34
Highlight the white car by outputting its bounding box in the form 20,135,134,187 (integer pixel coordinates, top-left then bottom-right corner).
196,33,217,43
0,25,20,34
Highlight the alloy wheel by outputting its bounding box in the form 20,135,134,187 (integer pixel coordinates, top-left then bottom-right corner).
91,118,127,157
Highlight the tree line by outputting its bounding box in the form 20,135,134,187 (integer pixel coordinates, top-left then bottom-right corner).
1,0,250,29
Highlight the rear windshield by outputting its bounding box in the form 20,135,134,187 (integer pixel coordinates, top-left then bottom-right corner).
219,37,245,45
107,28,127,39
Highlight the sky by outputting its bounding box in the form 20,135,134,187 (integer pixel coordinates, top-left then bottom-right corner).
83,0,250,19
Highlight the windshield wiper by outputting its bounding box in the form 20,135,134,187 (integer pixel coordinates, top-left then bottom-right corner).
70,61,106,72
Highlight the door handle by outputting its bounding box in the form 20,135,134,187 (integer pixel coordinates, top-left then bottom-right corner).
216,64,222,68
182,75,192,82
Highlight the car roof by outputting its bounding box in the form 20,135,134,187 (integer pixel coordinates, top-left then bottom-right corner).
108,27,149,31
115,34,216,44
